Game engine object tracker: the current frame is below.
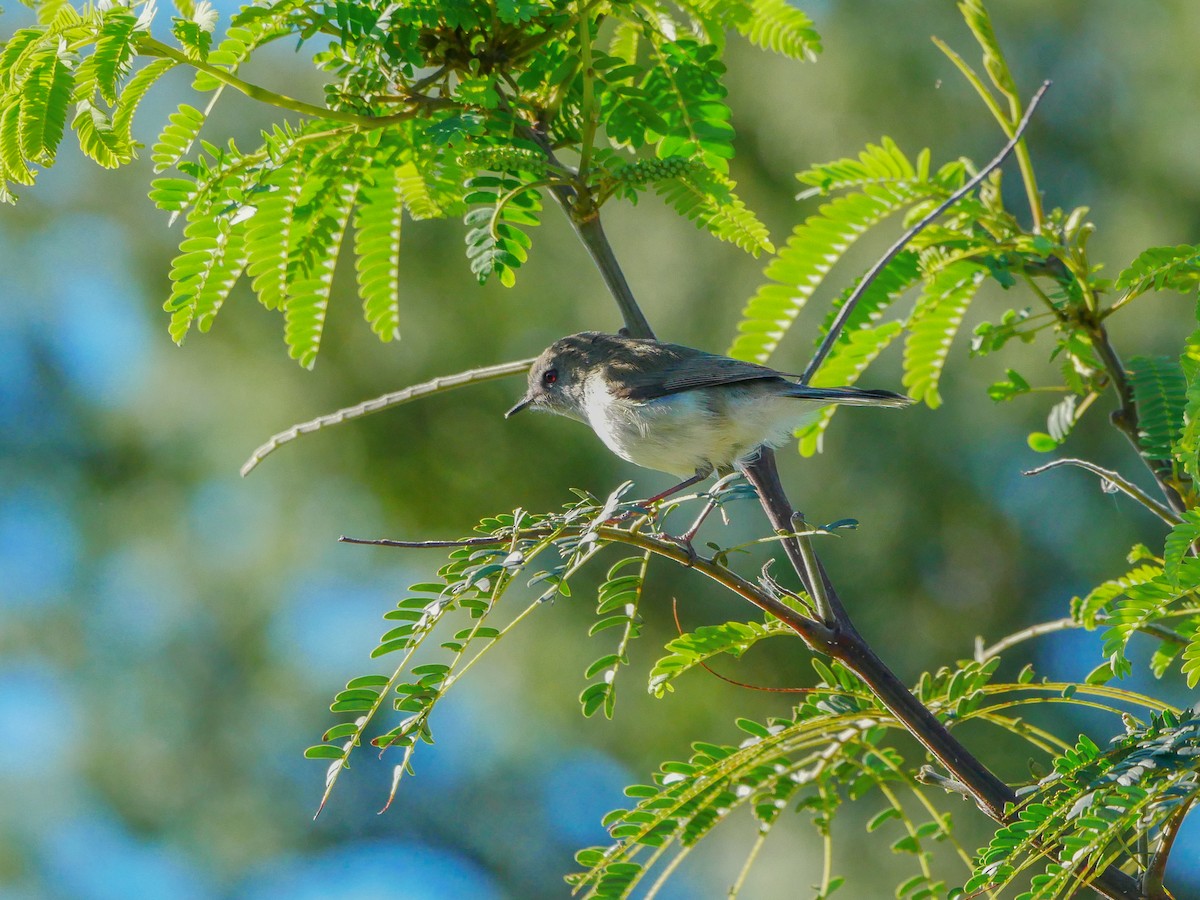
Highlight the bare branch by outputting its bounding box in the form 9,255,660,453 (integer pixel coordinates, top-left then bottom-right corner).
1023,458,1181,527
976,615,1186,663
802,79,1052,384
1144,796,1193,900
240,358,535,476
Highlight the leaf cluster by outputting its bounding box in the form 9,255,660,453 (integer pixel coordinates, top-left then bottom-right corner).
3,0,816,357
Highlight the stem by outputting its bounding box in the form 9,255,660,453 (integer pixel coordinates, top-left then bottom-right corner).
519,126,655,338
576,5,598,178
976,616,1187,664
801,80,1051,383
573,216,655,338
1144,797,1192,900
1023,458,1182,526
1080,314,1187,515
241,357,535,475
137,38,418,128
931,37,1043,231
342,526,832,645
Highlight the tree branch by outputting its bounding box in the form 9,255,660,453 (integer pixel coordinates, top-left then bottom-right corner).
240,357,535,476
548,76,1144,900
1080,314,1187,516
1143,796,1193,900
1023,458,1182,527
802,79,1051,383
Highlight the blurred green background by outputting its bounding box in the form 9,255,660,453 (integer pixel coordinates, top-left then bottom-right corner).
2,0,1199,896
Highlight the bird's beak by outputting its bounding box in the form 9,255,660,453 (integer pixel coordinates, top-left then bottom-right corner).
505,394,533,418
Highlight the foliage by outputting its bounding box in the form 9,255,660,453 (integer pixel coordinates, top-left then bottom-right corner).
7,0,1200,897
0,0,806,360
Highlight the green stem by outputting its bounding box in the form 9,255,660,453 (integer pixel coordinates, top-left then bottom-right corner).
576,5,597,178
932,37,1043,231
137,37,416,128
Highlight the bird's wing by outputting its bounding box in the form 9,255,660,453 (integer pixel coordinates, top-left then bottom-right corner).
612,348,790,402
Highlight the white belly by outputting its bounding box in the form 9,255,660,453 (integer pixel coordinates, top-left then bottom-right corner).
581,377,823,477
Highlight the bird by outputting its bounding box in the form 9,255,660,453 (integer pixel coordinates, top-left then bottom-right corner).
506,331,911,505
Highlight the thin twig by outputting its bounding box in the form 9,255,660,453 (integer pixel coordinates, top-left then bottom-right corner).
801,80,1052,384
240,358,535,476
916,766,975,802
976,616,1186,664
341,524,835,646
1023,458,1181,526
670,598,812,694
1081,314,1187,516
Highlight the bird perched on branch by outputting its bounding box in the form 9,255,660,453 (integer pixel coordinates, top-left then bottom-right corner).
507,331,911,502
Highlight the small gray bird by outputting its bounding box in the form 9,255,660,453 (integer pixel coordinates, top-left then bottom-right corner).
506,332,911,500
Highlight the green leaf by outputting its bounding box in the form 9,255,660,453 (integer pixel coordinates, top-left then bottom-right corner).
354,167,403,342
90,8,138,105
19,42,74,165
112,59,178,150
1128,354,1186,460
303,744,346,760
1163,510,1200,586
152,103,206,172
71,99,128,168
902,260,986,407
1114,244,1200,298
731,141,949,363
1026,432,1058,452
649,619,788,697
163,213,249,344
284,171,359,368
739,0,822,61
653,168,773,257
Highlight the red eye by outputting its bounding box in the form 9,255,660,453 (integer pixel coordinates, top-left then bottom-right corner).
543,368,558,385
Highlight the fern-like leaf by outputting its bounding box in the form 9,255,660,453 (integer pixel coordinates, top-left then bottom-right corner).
1114,244,1200,299
18,42,74,165
112,58,177,149
648,618,789,697
354,168,403,342
90,8,138,104
654,169,772,257
902,260,986,407
152,103,206,172
1163,511,1200,587
1128,355,1186,461
797,323,904,456
794,254,922,455
463,173,541,287
164,213,249,343
0,96,35,193
740,0,821,60
284,176,358,368
71,98,127,167
244,154,304,312
730,186,928,363
394,159,445,220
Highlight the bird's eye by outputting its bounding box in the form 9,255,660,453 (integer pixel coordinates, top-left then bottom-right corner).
543,368,558,385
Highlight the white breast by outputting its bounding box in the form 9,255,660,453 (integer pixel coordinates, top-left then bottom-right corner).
581,376,827,478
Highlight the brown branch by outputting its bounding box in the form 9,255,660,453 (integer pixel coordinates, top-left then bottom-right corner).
1144,796,1193,900
1080,315,1187,516
549,76,1142,897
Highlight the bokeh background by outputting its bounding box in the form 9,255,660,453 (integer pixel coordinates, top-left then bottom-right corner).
2,0,1199,896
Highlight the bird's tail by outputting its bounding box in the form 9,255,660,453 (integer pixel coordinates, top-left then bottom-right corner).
782,384,913,408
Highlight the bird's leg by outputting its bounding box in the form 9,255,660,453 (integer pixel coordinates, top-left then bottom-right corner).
676,471,744,544
639,468,710,507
